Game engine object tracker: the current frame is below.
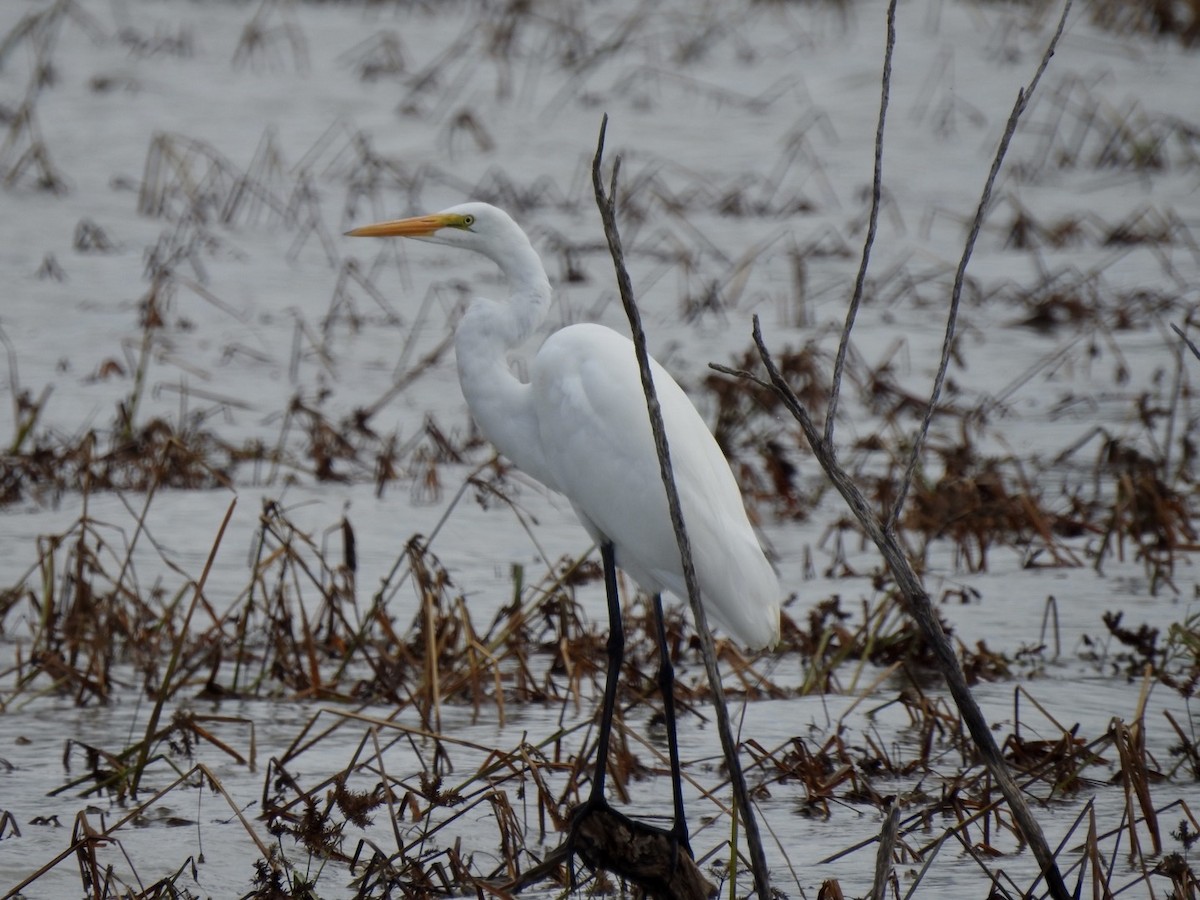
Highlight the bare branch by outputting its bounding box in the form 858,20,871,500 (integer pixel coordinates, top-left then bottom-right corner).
826,0,898,449
1171,322,1200,362
749,316,1071,900
741,5,1077,896
591,113,772,899
887,0,1074,533
871,804,900,900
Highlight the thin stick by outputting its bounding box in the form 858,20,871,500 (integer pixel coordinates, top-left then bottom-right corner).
131,497,237,796
826,0,897,449
591,114,771,899
1171,322,1200,362
871,804,900,900
887,0,1073,533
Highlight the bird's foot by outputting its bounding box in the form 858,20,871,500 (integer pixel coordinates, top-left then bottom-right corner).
564,793,611,886
667,817,693,875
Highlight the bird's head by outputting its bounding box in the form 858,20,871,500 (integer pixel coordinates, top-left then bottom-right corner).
347,200,551,330
346,201,529,266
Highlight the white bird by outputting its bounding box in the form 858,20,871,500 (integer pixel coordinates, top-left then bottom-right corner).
348,201,780,862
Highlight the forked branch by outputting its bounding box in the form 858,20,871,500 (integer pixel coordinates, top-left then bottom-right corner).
571,3,1073,895
732,2,1076,899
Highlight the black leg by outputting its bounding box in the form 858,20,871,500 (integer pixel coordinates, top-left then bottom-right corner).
653,592,692,856
565,541,623,884
565,546,696,885
590,540,624,803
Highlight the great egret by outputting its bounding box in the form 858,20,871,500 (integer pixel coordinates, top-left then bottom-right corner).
348,201,781,864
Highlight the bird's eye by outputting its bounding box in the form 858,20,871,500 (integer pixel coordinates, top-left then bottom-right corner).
461,214,475,229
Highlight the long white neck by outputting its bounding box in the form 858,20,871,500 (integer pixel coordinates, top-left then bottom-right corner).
454,235,558,489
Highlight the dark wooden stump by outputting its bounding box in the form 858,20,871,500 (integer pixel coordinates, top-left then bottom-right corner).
570,803,716,900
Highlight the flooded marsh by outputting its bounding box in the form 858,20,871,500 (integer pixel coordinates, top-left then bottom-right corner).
1,0,1199,897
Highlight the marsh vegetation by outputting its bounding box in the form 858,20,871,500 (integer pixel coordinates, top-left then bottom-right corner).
1,0,1199,897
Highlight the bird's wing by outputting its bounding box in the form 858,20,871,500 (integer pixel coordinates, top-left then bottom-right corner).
532,323,780,649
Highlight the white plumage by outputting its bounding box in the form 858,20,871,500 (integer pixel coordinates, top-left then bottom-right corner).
349,201,781,650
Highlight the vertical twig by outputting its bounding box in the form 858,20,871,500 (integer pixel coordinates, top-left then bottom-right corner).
131,497,237,796
1165,320,1200,482
871,804,900,900
826,0,898,449
887,0,1073,533
591,115,773,899
0,323,22,452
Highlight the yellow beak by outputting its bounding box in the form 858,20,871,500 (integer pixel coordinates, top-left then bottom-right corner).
345,213,460,238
